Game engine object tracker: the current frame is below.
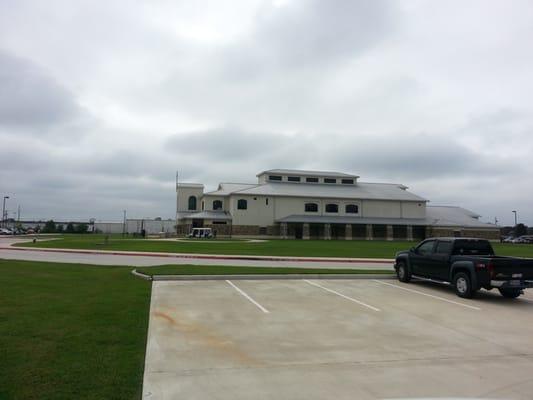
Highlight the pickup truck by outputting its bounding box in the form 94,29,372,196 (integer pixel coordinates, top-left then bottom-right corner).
394,237,533,298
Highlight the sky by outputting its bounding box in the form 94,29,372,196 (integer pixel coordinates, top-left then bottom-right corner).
1,0,532,225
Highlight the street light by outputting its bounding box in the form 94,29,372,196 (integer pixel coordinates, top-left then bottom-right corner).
512,210,518,226
2,196,9,228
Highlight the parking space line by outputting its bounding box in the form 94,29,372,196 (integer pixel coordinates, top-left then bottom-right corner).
372,280,481,310
226,280,270,314
304,280,380,312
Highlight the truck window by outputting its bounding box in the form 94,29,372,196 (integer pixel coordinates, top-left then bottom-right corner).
435,241,452,254
417,240,435,256
452,240,494,256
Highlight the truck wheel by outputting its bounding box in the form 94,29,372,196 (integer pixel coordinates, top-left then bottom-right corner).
396,261,411,283
453,272,476,298
498,288,522,299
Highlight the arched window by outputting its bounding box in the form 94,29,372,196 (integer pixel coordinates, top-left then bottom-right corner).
237,199,247,210
188,196,197,211
345,204,359,214
213,200,223,210
305,203,318,212
325,203,338,213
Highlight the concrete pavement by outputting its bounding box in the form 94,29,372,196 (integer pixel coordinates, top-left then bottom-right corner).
0,237,394,269
144,279,533,399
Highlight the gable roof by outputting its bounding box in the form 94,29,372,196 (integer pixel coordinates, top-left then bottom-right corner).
257,169,358,178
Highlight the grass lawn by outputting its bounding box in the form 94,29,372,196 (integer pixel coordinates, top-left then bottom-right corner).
136,265,393,276
15,234,533,258
0,259,151,400
17,234,411,258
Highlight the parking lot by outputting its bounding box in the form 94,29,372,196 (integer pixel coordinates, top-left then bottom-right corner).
143,279,533,399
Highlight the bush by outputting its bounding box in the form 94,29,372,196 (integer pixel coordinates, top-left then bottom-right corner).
41,220,56,233
76,223,88,234
66,223,75,233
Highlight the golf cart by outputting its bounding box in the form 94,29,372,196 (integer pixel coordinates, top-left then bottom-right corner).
187,227,213,239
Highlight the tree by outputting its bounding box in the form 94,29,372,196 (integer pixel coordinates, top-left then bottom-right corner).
515,223,527,237
42,220,56,233
76,223,88,234
66,222,75,233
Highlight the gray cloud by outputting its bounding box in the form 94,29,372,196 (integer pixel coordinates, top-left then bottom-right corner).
0,50,81,129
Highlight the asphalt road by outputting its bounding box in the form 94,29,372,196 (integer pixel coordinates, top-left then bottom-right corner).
144,279,533,399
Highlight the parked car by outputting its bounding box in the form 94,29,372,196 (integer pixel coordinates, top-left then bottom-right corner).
0,228,13,235
395,237,533,298
502,236,515,243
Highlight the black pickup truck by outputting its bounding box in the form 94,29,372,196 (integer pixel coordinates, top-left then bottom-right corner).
394,237,533,298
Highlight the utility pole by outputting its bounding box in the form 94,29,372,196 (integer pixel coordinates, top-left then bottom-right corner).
122,210,127,236
175,170,179,236
512,210,518,226
17,205,21,222
2,196,9,228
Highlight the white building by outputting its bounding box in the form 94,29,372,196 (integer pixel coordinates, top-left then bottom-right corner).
176,169,499,240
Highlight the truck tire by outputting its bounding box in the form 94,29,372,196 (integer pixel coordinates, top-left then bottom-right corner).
453,272,476,298
396,261,411,283
498,288,522,298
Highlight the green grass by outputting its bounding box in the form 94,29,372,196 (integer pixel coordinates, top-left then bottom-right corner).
16,234,533,259
17,234,410,258
136,265,393,276
0,259,151,400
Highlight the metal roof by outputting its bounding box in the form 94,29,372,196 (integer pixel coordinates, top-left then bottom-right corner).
204,183,258,196
181,211,233,220
233,182,427,202
276,206,497,228
257,169,359,178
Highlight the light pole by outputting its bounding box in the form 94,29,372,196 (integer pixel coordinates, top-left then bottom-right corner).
122,210,127,236
512,210,517,226
2,196,9,228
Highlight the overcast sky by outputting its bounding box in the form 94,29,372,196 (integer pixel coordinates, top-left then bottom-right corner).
1,0,532,225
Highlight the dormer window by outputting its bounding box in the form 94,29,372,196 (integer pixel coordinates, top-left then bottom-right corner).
306,177,319,183
269,175,282,181
324,178,336,184
341,179,354,184
287,176,300,182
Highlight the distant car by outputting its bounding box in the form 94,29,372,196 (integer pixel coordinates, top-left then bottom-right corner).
512,237,529,244
0,228,13,235
502,236,515,243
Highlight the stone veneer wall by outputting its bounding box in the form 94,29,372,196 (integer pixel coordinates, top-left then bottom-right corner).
428,227,500,240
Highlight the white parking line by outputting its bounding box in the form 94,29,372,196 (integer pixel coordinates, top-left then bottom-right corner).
226,280,270,314
304,280,380,312
372,280,481,310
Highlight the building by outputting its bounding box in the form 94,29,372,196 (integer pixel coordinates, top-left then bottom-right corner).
176,169,500,240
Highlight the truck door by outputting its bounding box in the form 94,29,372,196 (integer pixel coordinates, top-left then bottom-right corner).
430,240,452,281
410,239,436,275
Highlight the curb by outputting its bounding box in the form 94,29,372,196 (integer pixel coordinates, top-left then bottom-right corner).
131,269,395,281
4,246,394,264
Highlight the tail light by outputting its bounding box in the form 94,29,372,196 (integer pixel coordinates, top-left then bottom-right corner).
476,262,495,278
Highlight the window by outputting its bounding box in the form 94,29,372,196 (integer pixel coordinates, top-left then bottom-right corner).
237,199,247,210
188,196,197,211
288,176,301,182
212,221,227,225
266,198,269,205
435,241,452,254
305,203,318,212
201,201,204,211
416,240,435,255
213,200,223,210
324,178,336,184
259,227,267,235
306,177,319,183
341,179,354,184
345,204,359,214
452,240,494,256
325,203,338,213
269,175,282,181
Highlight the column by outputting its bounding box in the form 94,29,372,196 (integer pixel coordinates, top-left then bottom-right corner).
366,224,373,241
386,225,394,241
324,223,332,240
280,222,288,239
302,223,310,240
345,224,352,240
407,225,413,241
